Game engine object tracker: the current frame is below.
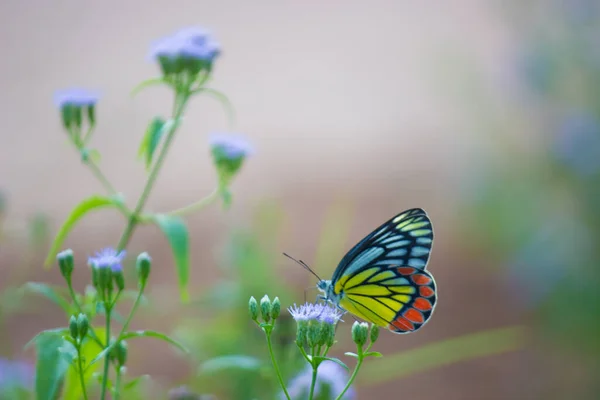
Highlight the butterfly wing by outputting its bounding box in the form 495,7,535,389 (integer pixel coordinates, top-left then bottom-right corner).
338,266,437,334
332,208,436,334
332,208,434,284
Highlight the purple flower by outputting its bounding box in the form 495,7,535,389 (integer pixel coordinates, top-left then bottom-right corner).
87,248,126,272
209,133,254,160
53,88,99,109
0,358,34,391
149,26,221,64
284,360,355,400
288,302,343,325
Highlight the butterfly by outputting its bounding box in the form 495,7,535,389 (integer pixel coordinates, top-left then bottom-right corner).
286,208,437,334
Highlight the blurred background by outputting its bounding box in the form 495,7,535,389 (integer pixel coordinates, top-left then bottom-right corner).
1,0,599,399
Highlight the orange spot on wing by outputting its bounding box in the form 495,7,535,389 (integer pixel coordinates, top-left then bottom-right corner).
413,297,432,311
397,267,416,276
390,316,414,332
419,286,434,297
411,273,432,285
404,308,425,324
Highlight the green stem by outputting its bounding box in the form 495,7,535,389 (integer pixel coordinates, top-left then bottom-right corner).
116,283,146,339
335,348,363,400
99,305,112,400
115,92,189,252
76,344,89,400
308,346,318,400
266,329,291,400
114,365,122,400
67,280,104,348
166,188,219,217
85,159,118,196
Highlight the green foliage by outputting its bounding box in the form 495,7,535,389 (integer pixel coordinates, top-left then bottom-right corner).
151,214,190,302
44,195,123,268
138,117,166,170
30,330,73,400
62,329,105,400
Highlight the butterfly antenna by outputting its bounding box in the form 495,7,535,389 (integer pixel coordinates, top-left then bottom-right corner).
283,252,322,281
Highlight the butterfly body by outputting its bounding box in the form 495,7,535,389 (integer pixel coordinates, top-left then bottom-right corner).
316,208,437,334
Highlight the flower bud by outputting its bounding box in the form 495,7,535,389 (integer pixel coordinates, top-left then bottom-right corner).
307,320,320,348
77,313,89,339
57,249,74,283
91,267,100,291
351,321,368,347
370,324,380,344
113,270,125,292
248,296,258,321
98,267,112,294
136,252,152,286
323,322,336,347
113,340,128,367
260,295,271,323
295,320,308,347
271,297,281,320
69,315,79,340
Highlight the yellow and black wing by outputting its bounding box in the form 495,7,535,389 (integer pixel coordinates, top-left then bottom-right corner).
332,208,437,333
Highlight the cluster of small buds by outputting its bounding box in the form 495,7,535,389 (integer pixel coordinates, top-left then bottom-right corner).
68,313,89,343
351,321,380,349
249,295,281,325
53,88,99,134
288,303,343,348
57,248,152,304
149,26,221,80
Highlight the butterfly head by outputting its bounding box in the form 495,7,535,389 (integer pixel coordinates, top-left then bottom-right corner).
316,279,341,305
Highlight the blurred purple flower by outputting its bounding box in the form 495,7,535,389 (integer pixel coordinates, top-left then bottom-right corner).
0,358,34,391
53,88,99,109
288,302,344,324
149,26,220,63
87,248,126,272
553,111,600,177
209,133,254,160
283,360,355,400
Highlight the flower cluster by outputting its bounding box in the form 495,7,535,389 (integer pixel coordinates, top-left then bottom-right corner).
288,302,343,348
210,133,254,199
149,26,221,77
53,88,99,132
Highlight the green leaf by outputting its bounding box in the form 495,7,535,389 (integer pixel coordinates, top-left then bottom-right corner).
62,329,105,400
25,328,68,350
193,87,236,127
33,331,74,400
313,356,350,372
138,117,165,170
131,77,168,97
364,351,383,358
121,330,189,354
360,326,524,386
200,355,263,375
344,352,359,359
44,195,121,268
151,214,190,302
20,282,73,315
